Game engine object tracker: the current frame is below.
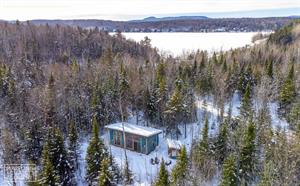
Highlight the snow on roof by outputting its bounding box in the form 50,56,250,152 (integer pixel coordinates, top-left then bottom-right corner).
166,139,182,150
105,122,162,137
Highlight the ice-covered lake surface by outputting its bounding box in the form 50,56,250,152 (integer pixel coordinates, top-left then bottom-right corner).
120,32,263,56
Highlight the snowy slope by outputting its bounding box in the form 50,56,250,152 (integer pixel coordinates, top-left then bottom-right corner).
0,93,291,186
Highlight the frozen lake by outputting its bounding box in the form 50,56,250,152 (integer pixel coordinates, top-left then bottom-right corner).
120,32,262,56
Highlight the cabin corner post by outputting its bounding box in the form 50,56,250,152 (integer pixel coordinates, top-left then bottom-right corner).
146,137,148,155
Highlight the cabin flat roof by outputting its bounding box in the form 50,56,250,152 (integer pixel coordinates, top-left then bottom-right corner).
105,122,162,137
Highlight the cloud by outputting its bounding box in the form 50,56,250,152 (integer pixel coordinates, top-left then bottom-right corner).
0,0,299,20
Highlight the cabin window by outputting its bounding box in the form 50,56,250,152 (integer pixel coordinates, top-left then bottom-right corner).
114,131,122,146
126,136,133,149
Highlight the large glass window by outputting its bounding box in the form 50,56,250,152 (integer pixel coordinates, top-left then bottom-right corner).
114,131,122,145
126,136,133,149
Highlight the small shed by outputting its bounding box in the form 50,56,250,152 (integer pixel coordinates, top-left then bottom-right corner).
167,139,182,159
105,122,162,154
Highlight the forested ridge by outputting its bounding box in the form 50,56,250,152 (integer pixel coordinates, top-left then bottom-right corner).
30,17,296,32
0,20,300,185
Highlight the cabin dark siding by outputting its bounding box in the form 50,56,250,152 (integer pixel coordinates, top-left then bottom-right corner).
108,128,159,154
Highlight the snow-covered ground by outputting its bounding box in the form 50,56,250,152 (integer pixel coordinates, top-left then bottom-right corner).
102,92,289,185
0,92,291,186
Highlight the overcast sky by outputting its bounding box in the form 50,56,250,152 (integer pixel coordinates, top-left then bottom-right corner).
0,0,299,20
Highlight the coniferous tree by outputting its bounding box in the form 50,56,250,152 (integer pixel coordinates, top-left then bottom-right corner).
165,78,186,138
222,59,227,72
27,162,39,186
215,122,228,165
171,146,188,185
68,119,79,174
279,63,295,114
40,139,59,186
239,121,256,184
123,155,133,185
193,116,216,180
54,128,74,185
98,157,114,186
154,159,170,186
24,121,44,163
240,82,252,119
266,60,273,78
259,161,274,186
119,62,130,119
200,117,209,150
108,152,122,184
42,127,74,185
144,88,158,124
120,63,130,98
86,115,107,185
288,101,300,131
220,154,238,186
45,73,57,127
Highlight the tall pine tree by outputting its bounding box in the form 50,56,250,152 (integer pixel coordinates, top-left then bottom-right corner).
171,146,188,185
86,115,107,185
279,62,295,114
215,122,228,165
154,159,170,186
240,82,252,119
98,157,114,186
220,154,238,186
40,127,74,186
239,121,256,184
68,119,79,175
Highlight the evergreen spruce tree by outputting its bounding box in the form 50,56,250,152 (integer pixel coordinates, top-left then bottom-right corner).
193,116,216,179
68,119,79,174
40,140,59,185
199,53,206,71
39,127,74,185
215,122,228,165
220,154,237,186
165,79,186,138
27,162,39,186
212,52,218,64
86,115,107,185
144,88,158,124
123,155,133,185
171,146,188,185
119,62,130,119
240,82,252,119
45,73,57,127
239,121,256,184
279,63,295,113
120,62,130,97
54,128,74,185
266,60,273,78
154,159,170,186
288,101,300,131
98,157,114,186
222,59,227,72
24,121,43,163
108,152,122,184
259,161,274,186
200,116,209,150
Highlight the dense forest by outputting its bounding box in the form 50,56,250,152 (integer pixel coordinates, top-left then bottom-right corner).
29,17,296,32
0,19,300,185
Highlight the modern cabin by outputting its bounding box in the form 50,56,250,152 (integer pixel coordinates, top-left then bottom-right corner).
105,122,162,154
167,139,182,159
